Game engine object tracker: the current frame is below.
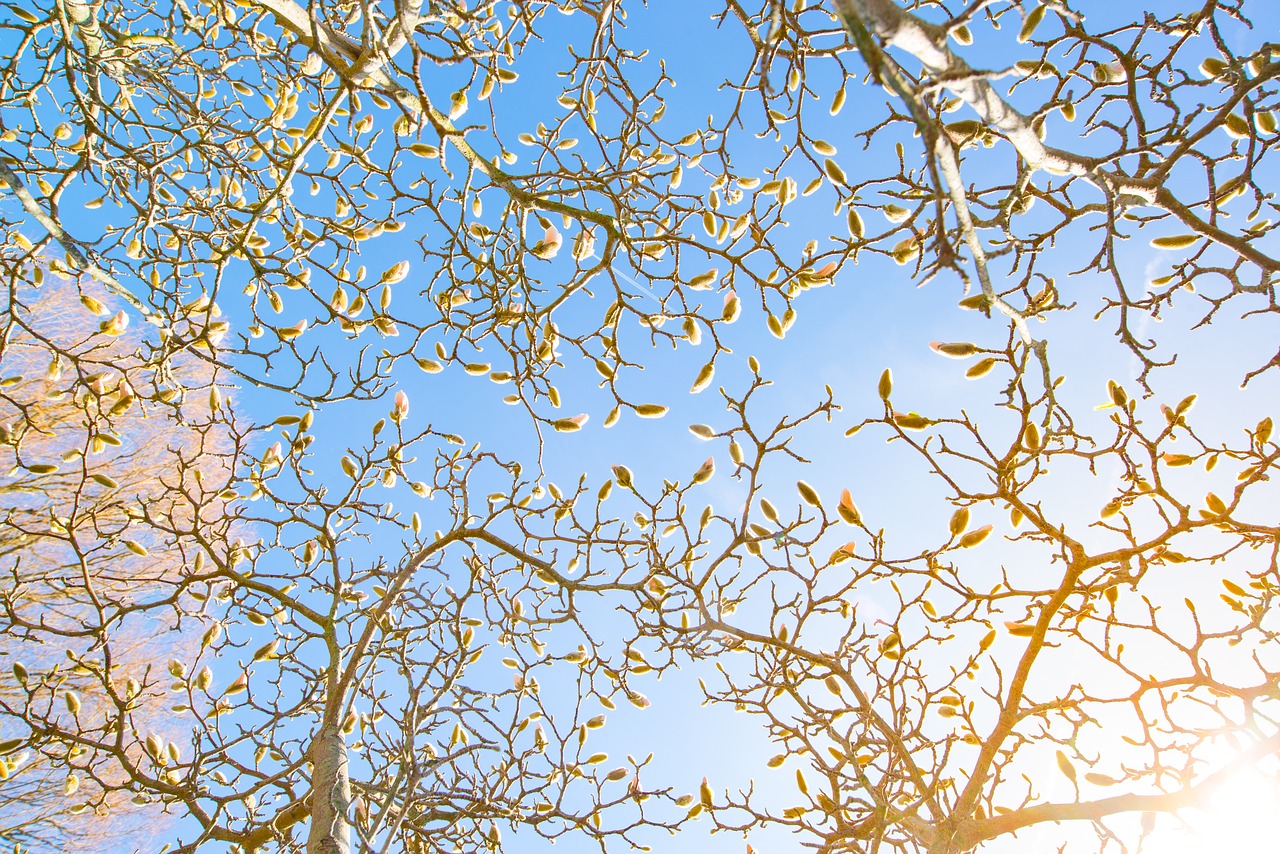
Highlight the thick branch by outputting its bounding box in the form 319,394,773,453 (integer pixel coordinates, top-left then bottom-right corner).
0,163,149,317
307,724,351,854
829,0,1278,271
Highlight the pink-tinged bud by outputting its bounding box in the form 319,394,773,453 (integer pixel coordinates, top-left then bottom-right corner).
100,310,129,336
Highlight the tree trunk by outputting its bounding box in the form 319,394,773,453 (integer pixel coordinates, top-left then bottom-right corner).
307,723,351,854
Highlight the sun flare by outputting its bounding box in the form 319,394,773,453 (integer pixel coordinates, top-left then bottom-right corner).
1148,767,1280,853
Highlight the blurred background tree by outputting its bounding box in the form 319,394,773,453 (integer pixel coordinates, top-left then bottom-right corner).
0,268,228,849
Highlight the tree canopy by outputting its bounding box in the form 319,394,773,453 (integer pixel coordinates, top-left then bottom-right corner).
0,272,226,849
0,0,1277,852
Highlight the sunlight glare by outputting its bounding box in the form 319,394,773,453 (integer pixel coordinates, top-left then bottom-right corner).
1148,766,1280,854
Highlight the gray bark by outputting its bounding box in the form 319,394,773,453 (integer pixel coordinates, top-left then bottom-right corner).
306,724,351,854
